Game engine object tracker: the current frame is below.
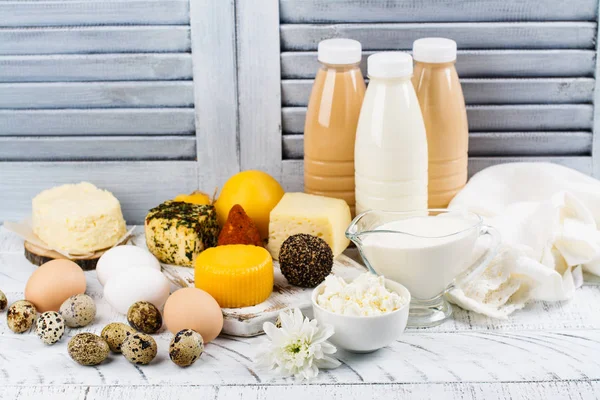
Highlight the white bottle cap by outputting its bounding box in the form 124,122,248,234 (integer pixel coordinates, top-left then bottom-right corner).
367,52,413,78
318,39,362,65
412,38,457,63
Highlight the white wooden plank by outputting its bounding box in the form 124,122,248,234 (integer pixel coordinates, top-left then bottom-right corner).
282,78,596,106
0,82,193,109
2,381,600,400
190,0,240,192
0,136,196,161
281,50,596,79
0,26,191,55
282,132,593,160
0,161,199,223
216,382,600,400
281,157,593,192
281,22,597,51
282,105,594,133
0,109,195,135
0,54,192,82
0,325,597,386
279,0,598,23
592,6,600,178
0,1,189,27
236,0,283,179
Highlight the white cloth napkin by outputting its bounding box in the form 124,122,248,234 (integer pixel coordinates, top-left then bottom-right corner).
447,162,600,319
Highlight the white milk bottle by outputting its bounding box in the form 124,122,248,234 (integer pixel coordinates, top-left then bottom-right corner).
355,52,428,214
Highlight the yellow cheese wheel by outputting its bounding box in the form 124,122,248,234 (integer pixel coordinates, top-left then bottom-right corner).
194,245,273,308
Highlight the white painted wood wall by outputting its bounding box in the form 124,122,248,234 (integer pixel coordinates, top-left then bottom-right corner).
1,0,600,223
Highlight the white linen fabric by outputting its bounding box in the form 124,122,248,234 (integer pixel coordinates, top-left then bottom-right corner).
447,162,600,318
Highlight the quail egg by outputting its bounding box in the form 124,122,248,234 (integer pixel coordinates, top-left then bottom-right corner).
121,332,157,365
7,300,37,333
101,322,134,353
0,290,7,311
59,294,96,328
36,311,65,345
68,333,109,366
127,301,162,334
169,329,204,367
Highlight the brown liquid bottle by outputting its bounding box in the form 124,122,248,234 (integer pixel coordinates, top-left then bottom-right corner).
304,39,366,215
412,38,469,208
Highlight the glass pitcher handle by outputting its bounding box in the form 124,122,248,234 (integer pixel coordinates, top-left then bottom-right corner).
450,225,501,290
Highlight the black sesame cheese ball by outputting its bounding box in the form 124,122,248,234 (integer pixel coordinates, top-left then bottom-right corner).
279,234,333,288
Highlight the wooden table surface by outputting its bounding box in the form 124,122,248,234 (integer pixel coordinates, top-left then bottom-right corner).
1,226,599,400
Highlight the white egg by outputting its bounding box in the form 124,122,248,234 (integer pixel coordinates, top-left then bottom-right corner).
104,268,171,314
97,245,161,286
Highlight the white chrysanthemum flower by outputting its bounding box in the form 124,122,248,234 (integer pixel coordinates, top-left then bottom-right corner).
256,308,341,381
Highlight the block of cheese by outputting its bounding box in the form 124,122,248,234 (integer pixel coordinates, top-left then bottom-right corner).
195,245,273,308
32,182,127,254
267,192,351,260
145,201,220,266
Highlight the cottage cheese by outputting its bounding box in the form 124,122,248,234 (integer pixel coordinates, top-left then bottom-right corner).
316,273,407,316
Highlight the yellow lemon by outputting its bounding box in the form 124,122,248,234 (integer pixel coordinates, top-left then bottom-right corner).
173,191,211,205
215,170,284,239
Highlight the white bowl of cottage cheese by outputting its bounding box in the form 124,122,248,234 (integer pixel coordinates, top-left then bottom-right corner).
311,273,410,353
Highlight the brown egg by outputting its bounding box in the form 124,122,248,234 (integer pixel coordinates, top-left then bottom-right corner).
25,259,86,312
163,287,223,343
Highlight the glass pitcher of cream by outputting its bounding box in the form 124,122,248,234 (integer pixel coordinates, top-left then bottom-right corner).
346,209,500,327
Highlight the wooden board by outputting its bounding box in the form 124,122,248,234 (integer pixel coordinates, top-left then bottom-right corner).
0,26,191,55
281,50,595,79
0,54,193,82
279,0,597,23
0,109,195,136
0,136,196,161
280,22,597,50
0,0,190,27
0,82,194,109
236,0,283,180
282,105,594,133
282,132,593,159
24,241,102,271
281,78,596,106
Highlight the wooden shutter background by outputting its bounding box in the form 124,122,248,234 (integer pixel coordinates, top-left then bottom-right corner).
236,0,600,193
0,0,239,223
1,0,600,222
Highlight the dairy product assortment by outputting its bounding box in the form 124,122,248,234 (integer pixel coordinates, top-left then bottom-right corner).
2,36,480,369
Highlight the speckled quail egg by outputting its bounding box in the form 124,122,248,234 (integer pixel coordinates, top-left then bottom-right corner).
59,294,96,328
7,300,37,333
36,311,65,345
68,333,109,366
121,332,157,365
169,329,204,367
101,322,135,353
127,301,162,334
0,290,7,311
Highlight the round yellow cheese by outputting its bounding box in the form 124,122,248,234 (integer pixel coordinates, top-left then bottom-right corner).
194,245,273,308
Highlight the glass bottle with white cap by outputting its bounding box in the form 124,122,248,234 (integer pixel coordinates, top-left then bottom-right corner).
354,52,428,214
412,38,468,208
303,38,366,215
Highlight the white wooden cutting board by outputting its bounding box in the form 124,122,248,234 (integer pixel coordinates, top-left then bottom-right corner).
130,230,367,337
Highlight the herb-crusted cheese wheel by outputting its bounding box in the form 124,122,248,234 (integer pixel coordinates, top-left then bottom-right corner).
194,245,273,308
145,201,220,266
267,192,351,261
